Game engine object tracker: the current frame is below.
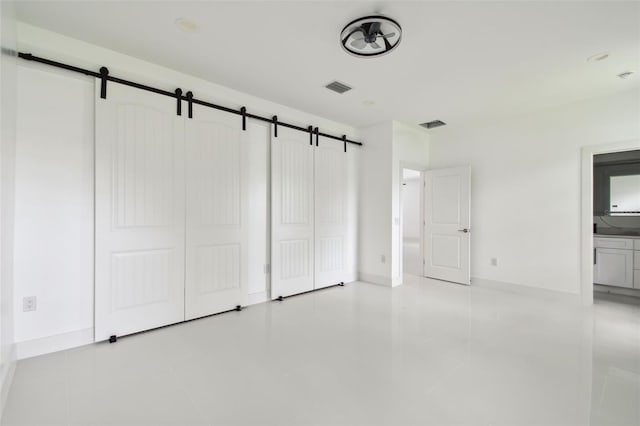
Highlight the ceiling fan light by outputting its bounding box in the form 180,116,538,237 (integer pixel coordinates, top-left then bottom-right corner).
340,15,402,58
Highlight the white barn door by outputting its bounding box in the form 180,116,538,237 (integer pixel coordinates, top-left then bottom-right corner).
185,106,248,319
95,83,185,342
424,166,471,285
314,139,348,289
271,126,314,298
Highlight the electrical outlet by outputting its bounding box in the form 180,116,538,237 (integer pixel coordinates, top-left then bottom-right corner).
491,258,498,266
23,296,37,312
381,255,386,264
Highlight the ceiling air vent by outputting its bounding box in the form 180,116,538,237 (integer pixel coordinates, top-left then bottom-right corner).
325,80,353,94
420,120,446,129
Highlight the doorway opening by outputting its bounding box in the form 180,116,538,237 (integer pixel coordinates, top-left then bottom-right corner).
400,165,472,286
401,168,424,277
580,140,640,305
591,149,640,303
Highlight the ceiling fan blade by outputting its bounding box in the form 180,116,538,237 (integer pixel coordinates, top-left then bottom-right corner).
342,27,364,46
382,36,392,50
379,32,396,39
371,41,382,49
352,36,365,41
351,39,366,49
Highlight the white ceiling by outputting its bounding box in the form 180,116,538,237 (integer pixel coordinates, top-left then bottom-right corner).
14,1,640,129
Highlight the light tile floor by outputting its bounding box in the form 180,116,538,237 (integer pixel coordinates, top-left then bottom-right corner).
2,277,639,426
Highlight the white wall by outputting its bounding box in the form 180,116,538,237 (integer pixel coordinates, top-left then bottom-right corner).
17,23,357,139
0,0,17,411
358,121,429,286
358,122,392,285
14,65,94,357
429,89,640,294
14,23,360,357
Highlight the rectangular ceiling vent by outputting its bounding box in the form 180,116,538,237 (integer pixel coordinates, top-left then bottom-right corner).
420,120,447,129
325,80,353,94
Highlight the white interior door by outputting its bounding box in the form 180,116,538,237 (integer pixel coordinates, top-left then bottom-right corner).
424,166,471,285
95,83,185,341
271,126,314,298
314,139,348,289
185,105,248,320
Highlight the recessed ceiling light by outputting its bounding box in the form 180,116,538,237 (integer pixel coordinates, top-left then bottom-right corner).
175,18,199,34
617,71,635,79
587,52,609,63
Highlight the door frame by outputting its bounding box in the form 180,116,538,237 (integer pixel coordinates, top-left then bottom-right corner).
398,162,427,281
580,139,640,306
421,165,471,285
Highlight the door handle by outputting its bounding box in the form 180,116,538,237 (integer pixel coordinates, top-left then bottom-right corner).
458,228,470,233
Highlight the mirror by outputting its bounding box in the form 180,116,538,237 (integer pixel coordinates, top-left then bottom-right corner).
609,174,640,215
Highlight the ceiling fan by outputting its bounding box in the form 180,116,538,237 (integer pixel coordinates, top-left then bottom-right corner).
349,22,396,50
340,15,402,58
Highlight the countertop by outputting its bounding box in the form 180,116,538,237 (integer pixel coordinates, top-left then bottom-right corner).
594,233,640,239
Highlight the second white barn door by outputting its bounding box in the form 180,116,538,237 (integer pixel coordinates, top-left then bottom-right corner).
271,126,314,298
95,83,185,342
424,166,471,285
314,139,348,289
184,105,248,320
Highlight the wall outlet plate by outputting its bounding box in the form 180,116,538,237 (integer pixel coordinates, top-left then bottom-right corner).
23,296,37,312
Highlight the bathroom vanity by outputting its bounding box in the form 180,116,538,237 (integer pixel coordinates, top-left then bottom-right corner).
594,235,640,289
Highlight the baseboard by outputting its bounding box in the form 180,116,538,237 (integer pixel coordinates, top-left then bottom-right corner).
0,344,16,418
16,327,93,360
359,272,392,287
472,277,581,304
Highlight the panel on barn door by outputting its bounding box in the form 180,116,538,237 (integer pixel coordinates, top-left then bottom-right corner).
95,83,185,342
314,139,348,289
184,105,248,320
271,126,314,298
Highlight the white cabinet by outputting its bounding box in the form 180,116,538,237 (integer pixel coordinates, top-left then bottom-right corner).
594,238,634,289
594,248,634,288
